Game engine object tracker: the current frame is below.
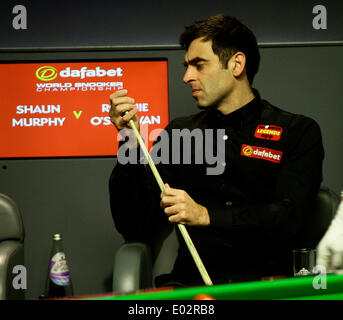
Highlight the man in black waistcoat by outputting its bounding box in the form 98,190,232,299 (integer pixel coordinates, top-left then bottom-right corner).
108,14,324,286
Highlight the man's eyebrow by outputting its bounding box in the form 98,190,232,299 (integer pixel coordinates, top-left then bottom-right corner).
183,57,208,67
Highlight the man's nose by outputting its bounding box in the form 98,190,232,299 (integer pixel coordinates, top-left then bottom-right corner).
183,67,196,83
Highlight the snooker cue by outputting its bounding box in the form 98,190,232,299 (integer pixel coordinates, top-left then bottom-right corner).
126,116,213,286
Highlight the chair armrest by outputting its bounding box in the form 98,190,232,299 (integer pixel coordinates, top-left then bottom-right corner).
112,242,153,293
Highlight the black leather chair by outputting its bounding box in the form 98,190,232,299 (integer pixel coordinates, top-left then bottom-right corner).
112,187,340,292
113,225,178,293
0,193,25,300
295,187,340,249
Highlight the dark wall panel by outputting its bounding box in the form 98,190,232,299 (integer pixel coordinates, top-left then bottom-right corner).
1,0,342,48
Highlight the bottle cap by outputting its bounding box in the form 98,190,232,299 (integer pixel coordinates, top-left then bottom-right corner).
53,234,62,240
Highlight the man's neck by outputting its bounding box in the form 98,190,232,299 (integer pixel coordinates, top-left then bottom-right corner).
217,85,255,115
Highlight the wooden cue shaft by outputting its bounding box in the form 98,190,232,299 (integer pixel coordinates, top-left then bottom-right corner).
128,119,213,286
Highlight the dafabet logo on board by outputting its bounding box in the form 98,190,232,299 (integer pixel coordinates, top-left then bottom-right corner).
36,66,58,81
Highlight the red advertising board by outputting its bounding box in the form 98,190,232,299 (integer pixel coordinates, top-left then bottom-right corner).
0,60,169,158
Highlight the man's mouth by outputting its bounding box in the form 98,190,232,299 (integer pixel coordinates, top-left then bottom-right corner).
192,88,201,96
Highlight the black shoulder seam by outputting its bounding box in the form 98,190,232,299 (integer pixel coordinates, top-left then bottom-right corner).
260,100,296,127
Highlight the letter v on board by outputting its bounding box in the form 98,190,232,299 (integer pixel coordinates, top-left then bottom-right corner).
73,110,83,119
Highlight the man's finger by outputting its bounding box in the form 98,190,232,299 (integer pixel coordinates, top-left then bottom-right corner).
111,97,135,109
168,212,184,223
120,106,138,120
164,205,181,216
160,196,176,208
317,251,330,269
332,251,343,269
110,89,128,99
163,183,180,196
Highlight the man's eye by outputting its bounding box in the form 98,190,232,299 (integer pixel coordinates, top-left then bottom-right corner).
196,64,204,70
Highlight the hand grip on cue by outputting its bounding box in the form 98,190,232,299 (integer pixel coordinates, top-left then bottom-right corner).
125,116,213,286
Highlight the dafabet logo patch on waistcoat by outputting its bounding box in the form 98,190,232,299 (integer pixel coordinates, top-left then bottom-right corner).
241,144,283,163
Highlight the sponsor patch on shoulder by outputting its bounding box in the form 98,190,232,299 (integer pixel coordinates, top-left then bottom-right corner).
254,124,282,141
241,144,283,163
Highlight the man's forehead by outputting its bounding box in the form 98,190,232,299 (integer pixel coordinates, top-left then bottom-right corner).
184,38,213,62
183,56,208,67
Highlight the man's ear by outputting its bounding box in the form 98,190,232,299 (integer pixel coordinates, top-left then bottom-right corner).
228,52,246,78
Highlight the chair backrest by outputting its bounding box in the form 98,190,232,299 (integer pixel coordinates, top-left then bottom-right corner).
295,187,340,249
0,193,24,242
151,224,179,281
0,193,25,300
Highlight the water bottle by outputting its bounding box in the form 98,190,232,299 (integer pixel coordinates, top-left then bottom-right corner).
41,234,74,298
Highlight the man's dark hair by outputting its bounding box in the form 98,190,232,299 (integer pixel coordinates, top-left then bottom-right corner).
179,14,260,84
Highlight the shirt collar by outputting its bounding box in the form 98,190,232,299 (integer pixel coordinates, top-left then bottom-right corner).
208,88,262,129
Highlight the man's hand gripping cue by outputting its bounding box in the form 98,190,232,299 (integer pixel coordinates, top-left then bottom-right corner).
160,183,210,226
109,89,140,149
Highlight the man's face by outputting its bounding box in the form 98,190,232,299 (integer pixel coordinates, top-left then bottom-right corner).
183,38,234,109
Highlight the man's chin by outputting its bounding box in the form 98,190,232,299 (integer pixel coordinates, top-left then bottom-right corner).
193,96,216,110
197,103,217,110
